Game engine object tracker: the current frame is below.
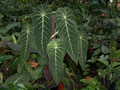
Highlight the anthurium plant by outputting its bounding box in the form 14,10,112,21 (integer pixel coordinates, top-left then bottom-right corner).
20,4,88,85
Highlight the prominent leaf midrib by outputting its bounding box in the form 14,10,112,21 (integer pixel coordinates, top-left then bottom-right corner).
80,35,83,65
35,24,50,35
41,15,44,56
64,18,75,59
23,26,29,61
34,17,51,28
34,13,51,24
79,31,88,70
54,46,57,81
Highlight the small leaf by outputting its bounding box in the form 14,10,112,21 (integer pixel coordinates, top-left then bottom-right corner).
100,55,109,60
102,45,109,54
97,59,109,66
93,48,101,56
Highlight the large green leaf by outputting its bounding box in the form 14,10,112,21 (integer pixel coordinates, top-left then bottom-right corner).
20,24,32,63
47,39,65,85
32,5,52,58
78,30,88,70
56,7,79,63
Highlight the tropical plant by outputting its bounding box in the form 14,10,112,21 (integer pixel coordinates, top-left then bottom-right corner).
20,4,88,85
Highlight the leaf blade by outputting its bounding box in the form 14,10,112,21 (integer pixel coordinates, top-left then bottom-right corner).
56,7,79,63
32,5,52,58
78,30,88,70
47,39,65,85
20,24,32,63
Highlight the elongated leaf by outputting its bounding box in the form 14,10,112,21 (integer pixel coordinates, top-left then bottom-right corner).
78,30,88,70
20,24,32,63
32,5,52,58
47,39,65,85
56,7,78,63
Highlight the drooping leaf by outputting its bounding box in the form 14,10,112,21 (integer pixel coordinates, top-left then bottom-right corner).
32,5,52,58
5,72,30,84
56,7,78,63
20,24,32,63
78,30,88,70
47,39,65,85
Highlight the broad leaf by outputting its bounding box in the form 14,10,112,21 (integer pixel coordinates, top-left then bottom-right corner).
78,30,88,70
32,5,52,58
20,24,32,63
47,39,65,85
56,7,78,63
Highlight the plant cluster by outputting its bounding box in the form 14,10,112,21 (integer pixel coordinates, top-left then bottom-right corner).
0,0,120,90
